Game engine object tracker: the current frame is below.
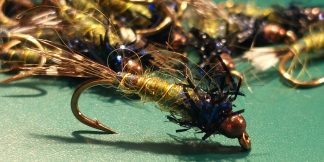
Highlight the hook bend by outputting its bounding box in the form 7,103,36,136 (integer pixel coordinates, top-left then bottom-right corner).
279,53,324,87
71,79,117,133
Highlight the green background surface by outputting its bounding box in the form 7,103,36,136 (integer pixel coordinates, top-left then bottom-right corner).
1,0,324,161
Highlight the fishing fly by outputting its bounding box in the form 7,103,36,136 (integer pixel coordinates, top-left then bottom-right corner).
0,36,251,150
0,0,260,150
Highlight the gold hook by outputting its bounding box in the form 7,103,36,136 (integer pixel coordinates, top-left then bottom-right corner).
279,52,324,87
127,0,155,3
71,79,117,133
135,1,187,36
135,17,172,36
230,70,244,81
0,0,18,26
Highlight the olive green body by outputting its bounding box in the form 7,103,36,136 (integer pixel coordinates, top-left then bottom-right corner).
117,73,200,120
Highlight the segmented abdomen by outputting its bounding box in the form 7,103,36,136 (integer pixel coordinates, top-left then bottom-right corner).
291,31,324,54
0,48,42,65
117,73,198,118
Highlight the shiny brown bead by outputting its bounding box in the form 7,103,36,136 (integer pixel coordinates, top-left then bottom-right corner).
220,53,235,70
262,23,287,42
304,7,321,21
125,59,143,74
170,31,187,51
220,114,246,138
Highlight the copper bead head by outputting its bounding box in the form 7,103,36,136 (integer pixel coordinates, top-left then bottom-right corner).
262,23,287,42
171,33,187,51
220,114,246,138
220,114,251,150
124,59,143,74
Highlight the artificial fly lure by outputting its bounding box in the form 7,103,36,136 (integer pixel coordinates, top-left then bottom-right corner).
0,38,251,150
0,0,184,77
5,0,324,155
183,0,324,73
243,30,324,87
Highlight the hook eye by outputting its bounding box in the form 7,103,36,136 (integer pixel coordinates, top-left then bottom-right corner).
279,53,324,87
71,79,117,133
238,131,251,151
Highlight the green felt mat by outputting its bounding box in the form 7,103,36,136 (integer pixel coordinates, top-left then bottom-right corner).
1,0,324,161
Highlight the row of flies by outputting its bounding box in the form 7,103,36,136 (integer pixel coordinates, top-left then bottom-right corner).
1,0,324,150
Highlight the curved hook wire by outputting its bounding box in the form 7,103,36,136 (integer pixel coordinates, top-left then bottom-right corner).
279,53,324,87
0,0,18,26
135,17,172,36
230,70,244,82
239,131,251,150
135,1,187,36
71,79,117,133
